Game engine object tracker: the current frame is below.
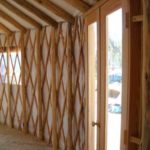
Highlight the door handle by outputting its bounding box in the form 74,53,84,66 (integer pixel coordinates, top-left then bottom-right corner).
92,121,100,128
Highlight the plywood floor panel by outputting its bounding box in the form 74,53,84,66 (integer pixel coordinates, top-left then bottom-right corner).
0,125,51,150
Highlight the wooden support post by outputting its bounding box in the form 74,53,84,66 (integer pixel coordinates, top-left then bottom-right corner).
7,33,12,128
67,23,73,150
21,32,27,133
51,28,58,150
142,0,150,149
128,0,142,149
21,33,27,133
37,29,43,139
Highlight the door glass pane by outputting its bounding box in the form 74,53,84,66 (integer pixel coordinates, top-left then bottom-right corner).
106,9,122,150
88,22,98,150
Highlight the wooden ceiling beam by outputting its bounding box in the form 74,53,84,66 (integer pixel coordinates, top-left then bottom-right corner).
14,0,58,27
34,0,74,24
0,23,12,35
0,0,42,29
0,10,27,33
64,0,90,13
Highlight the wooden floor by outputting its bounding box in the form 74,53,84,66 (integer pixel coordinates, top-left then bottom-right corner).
0,125,51,150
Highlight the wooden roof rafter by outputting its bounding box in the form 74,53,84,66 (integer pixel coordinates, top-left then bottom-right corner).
0,23,12,35
34,0,75,24
0,10,27,33
0,0,42,29
13,0,58,27
64,0,91,13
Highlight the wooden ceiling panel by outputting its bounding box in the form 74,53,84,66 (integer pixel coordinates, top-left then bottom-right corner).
83,0,98,5
0,10,26,32
7,0,48,26
64,0,91,13
13,0,58,27
0,4,35,30
0,0,94,32
34,0,75,23
27,0,64,22
0,23,12,35
0,1,42,29
50,0,81,17
0,17,20,32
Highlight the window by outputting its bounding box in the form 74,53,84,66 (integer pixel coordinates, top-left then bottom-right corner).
0,47,21,85
0,51,7,83
9,51,21,85
106,9,122,150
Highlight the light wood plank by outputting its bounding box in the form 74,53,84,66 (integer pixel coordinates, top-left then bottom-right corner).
37,29,43,139
128,0,142,149
34,0,74,24
0,10,26,33
67,23,73,149
142,0,150,149
14,0,58,27
51,28,58,149
21,33,27,133
0,0,42,29
64,0,90,13
7,34,12,128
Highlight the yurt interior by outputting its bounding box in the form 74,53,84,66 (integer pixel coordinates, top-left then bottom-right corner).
0,0,149,150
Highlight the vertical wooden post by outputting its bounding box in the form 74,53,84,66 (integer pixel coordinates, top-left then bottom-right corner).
142,0,150,149
37,29,43,139
21,32,27,133
128,0,142,149
51,27,58,150
7,33,12,128
67,23,73,150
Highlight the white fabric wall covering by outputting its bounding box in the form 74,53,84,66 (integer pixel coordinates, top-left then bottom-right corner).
0,17,85,150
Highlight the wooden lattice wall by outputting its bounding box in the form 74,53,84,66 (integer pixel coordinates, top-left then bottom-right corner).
0,32,22,128
0,17,85,150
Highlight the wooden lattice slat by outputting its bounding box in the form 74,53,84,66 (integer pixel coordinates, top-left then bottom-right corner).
25,30,38,136
9,33,22,129
71,17,85,150
41,26,53,144
56,23,68,149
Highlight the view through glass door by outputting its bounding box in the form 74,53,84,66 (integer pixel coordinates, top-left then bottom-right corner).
86,9,99,150
105,8,122,150
88,21,98,150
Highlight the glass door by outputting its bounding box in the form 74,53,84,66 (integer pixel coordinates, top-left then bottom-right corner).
88,21,98,150
106,9,122,150
100,0,124,150
85,9,100,150
85,0,129,149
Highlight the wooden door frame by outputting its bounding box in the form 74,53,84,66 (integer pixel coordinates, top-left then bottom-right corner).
85,8,100,150
100,0,130,150
84,0,130,149
100,1,123,150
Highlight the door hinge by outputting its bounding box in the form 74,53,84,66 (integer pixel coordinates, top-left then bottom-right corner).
125,12,129,28
124,129,128,145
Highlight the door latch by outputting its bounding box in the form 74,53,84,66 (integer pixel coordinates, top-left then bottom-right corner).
92,121,100,128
